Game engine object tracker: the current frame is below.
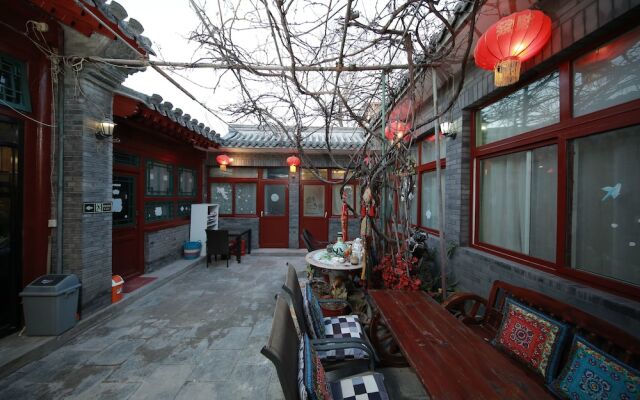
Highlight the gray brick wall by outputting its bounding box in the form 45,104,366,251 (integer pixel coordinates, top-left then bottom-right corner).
144,224,190,272
289,175,300,248
59,27,140,313
217,217,260,249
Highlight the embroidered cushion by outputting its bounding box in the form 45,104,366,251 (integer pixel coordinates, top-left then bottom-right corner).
549,335,639,400
298,336,309,400
329,372,389,400
318,315,369,362
304,334,333,400
492,297,569,382
306,285,327,339
303,289,318,339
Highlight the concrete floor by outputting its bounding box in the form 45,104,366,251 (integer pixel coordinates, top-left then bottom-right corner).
0,253,427,400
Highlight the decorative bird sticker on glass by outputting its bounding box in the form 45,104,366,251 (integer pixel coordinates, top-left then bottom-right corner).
601,183,621,201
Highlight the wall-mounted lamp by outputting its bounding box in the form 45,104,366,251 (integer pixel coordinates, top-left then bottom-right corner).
96,119,116,139
439,121,457,140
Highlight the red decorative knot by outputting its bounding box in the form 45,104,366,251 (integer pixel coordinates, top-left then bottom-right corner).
286,155,301,173
474,10,552,86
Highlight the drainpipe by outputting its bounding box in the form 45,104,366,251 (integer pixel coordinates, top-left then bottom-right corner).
55,61,64,274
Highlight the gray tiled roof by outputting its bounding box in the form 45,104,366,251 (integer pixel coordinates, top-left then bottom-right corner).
84,0,155,55
220,124,366,150
116,86,222,144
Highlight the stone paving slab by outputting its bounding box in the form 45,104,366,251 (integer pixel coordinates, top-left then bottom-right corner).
0,253,428,399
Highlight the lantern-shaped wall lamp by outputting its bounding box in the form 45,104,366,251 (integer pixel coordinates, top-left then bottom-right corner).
474,10,552,87
216,154,232,171
286,155,301,173
96,118,116,139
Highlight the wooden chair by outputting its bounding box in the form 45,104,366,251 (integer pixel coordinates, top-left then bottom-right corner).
301,229,328,252
281,263,376,370
205,229,229,268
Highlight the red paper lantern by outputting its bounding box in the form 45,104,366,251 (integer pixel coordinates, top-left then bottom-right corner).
216,154,232,171
474,10,552,86
384,121,412,142
286,155,301,173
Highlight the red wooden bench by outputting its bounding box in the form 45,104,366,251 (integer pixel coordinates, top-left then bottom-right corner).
368,281,640,400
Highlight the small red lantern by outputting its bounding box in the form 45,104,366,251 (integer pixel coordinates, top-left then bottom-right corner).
216,154,231,171
286,155,301,173
474,10,552,87
384,121,412,142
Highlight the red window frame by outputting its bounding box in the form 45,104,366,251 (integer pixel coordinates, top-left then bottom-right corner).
470,27,640,300
207,167,260,217
416,135,446,235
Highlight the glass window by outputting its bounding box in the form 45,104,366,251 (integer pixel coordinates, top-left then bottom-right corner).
144,202,173,222
112,176,135,226
400,176,418,225
301,168,328,180
146,161,173,196
210,183,232,214
569,126,640,286
409,146,418,165
479,145,557,261
235,183,257,214
332,184,357,215
303,185,325,217
264,184,286,216
420,171,445,230
178,168,196,196
574,26,640,117
176,202,191,217
477,72,560,146
421,135,446,164
0,54,30,112
331,169,356,180
264,168,289,179
209,167,258,178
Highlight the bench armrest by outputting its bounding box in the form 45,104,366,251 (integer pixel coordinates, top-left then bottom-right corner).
442,292,488,325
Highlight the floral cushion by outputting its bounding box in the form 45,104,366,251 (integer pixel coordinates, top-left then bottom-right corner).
549,335,639,400
330,373,389,400
318,315,369,362
304,334,333,400
298,336,309,400
306,285,327,339
492,297,569,382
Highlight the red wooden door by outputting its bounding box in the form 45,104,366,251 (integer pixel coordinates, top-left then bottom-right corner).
259,182,289,247
299,183,329,247
112,174,143,279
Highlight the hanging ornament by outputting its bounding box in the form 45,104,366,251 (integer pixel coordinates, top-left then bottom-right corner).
286,155,301,173
216,154,232,171
474,10,552,87
341,192,349,241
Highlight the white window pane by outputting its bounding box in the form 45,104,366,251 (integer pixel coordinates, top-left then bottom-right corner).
421,171,444,230
570,126,640,286
264,184,286,215
179,168,195,196
479,146,557,261
400,176,418,225
301,168,328,180
477,72,560,146
235,183,256,214
574,26,640,117
210,183,232,214
303,185,325,216
421,135,446,164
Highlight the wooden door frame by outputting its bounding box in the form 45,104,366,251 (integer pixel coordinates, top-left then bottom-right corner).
298,181,330,248
112,168,144,278
258,179,289,248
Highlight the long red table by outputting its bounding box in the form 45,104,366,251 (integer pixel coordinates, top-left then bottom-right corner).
369,290,553,400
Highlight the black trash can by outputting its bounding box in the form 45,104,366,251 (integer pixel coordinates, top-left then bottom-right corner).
19,274,81,336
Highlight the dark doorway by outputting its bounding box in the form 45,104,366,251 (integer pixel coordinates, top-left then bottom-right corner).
0,118,22,337
112,174,143,279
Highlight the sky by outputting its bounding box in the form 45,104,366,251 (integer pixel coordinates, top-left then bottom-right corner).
118,0,233,135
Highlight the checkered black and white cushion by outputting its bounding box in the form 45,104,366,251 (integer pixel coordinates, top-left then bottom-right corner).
317,315,369,361
330,373,389,400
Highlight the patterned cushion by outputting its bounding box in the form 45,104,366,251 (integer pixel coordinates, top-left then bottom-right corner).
549,335,639,400
298,337,309,400
306,285,327,339
318,315,369,362
330,373,389,400
492,297,569,382
304,334,333,400
303,290,318,339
